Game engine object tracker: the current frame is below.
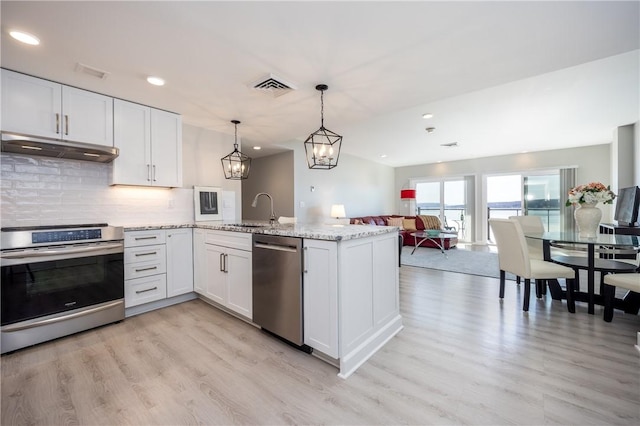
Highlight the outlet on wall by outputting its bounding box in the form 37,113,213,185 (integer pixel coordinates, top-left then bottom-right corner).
168,199,175,209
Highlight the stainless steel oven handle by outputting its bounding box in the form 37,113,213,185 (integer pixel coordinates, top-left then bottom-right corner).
1,301,123,333
1,242,124,259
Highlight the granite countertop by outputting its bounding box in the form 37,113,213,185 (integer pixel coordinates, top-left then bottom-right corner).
124,221,398,241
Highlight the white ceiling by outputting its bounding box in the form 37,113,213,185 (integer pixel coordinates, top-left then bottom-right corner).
1,1,639,167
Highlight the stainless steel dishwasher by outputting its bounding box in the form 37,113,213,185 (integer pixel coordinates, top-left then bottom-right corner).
252,234,308,350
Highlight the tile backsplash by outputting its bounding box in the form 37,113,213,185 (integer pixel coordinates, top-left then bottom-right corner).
1,153,194,228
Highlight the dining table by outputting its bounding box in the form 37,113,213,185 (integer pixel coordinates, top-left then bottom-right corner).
524,230,640,314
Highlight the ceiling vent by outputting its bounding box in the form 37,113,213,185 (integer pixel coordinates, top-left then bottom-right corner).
440,142,459,148
251,73,296,97
75,63,110,80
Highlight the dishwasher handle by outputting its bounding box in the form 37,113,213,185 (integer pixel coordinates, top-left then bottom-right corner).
254,242,299,253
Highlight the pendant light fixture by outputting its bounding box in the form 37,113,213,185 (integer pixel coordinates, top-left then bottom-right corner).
221,120,251,180
304,84,342,169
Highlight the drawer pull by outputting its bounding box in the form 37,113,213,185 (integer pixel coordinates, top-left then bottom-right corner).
134,236,157,240
136,287,158,294
134,266,158,272
135,251,157,257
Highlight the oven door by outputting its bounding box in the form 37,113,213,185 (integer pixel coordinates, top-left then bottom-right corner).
1,242,124,326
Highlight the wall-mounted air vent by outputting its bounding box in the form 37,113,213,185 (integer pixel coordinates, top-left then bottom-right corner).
75,63,110,80
440,142,459,148
251,73,297,97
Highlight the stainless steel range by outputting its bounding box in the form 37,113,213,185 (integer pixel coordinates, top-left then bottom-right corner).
1,224,124,354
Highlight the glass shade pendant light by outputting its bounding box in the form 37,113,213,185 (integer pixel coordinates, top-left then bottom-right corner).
304,84,342,169
221,120,251,180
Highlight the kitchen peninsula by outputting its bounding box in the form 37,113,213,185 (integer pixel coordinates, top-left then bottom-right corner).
197,222,402,378
128,222,403,378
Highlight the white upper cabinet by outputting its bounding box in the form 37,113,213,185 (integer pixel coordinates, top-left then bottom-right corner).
1,69,113,146
112,99,151,184
62,86,113,146
151,108,182,187
112,99,182,187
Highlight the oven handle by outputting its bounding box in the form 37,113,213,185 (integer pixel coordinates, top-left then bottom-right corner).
1,242,123,259
1,300,123,333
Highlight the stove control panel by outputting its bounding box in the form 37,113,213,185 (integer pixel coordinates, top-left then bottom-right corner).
32,229,102,244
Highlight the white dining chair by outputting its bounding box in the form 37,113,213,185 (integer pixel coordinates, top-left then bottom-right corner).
602,273,640,322
489,218,577,312
509,215,545,260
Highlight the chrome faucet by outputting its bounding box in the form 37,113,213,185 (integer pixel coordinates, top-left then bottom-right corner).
251,192,276,224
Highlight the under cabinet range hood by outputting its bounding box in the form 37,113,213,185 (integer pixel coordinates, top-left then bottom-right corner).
1,132,119,163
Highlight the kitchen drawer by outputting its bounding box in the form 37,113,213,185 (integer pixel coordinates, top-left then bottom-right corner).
205,230,252,251
125,244,166,265
125,230,166,247
125,274,167,308
125,257,167,280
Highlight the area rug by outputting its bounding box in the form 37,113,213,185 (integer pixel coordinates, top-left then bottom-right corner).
401,246,516,280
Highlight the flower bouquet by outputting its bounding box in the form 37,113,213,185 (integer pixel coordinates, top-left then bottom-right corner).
565,182,616,207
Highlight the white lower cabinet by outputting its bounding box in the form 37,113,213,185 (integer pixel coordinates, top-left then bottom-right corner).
303,239,339,358
303,232,402,378
193,230,252,320
125,274,168,307
193,229,206,294
166,228,194,297
125,229,193,309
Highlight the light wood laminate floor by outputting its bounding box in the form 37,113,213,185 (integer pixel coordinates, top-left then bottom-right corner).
2,266,639,425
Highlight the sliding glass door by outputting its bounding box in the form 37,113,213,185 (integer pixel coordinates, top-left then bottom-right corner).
486,170,562,242
415,178,468,240
523,173,561,232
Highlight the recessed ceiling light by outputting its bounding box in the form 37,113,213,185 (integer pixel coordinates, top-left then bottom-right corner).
425,127,436,133
253,146,261,150
422,113,433,119
9,30,40,45
380,154,388,158
146,76,165,86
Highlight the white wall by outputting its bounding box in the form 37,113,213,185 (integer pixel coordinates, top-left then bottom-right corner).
611,123,635,192
0,124,239,228
292,142,395,224
635,121,640,185
182,124,242,221
395,144,611,243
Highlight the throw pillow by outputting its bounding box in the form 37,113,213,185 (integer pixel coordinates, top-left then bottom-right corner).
402,218,417,231
386,217,404,229
354,219,363,225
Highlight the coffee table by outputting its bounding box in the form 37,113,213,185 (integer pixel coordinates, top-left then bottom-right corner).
410,231,458,255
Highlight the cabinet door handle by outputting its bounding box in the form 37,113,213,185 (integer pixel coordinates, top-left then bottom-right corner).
134,251,157,257
224,253,229,273
147,164,151,181
64,115,69,135
153,165,157,182
303,246,308,273
219,253,225,272
134,266,158,272
55,113,60,134
134,236,157,241
136,287,158,294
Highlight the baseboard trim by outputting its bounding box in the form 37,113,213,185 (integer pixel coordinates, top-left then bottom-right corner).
125,293,197,318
